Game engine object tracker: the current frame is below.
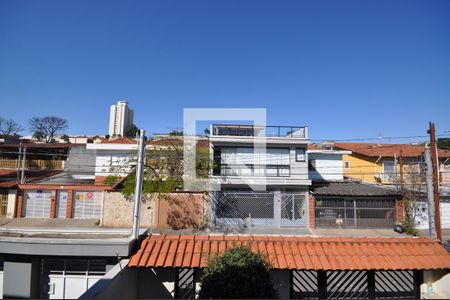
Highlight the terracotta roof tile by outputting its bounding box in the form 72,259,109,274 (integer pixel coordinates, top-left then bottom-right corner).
129,235,450,271
335,142,450,158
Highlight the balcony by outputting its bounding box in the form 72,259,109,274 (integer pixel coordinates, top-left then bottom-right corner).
0,158,64,170
211,124,308,139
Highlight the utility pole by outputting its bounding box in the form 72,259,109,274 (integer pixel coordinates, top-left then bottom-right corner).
399,150,404,185
20,145,26,184
425,146,437,239
16,142,22,183
428,122,442,241
131,129,145,240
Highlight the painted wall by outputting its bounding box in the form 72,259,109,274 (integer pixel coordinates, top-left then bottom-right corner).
6,189,17,218
342,154,423,184
414,201,450,229
94,150,135,177
309,153,344,181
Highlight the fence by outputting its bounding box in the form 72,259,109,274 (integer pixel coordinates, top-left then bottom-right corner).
0,159,64,170
315,198,396,228
291,270,418,299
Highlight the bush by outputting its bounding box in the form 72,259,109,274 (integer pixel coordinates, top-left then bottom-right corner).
401,218,418,236
199,247,277,299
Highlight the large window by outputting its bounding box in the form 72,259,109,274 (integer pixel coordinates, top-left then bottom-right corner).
219,147,290,177
383,161,397,181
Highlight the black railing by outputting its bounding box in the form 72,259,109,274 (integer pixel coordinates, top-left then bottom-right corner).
218,164,290,177
211,124,307,138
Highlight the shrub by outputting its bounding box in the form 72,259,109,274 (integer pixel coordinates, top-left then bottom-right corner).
199,247,277,299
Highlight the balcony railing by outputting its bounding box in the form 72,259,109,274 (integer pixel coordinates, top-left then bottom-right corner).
211,124,308,138
0,159,64,170
217,164,290,177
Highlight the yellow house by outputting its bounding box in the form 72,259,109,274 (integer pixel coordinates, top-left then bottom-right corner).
334,143,450,185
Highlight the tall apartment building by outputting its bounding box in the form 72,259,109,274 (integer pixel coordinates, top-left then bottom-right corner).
108,100,134,137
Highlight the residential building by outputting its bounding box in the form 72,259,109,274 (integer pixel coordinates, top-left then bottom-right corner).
81,234,450,299
334,142,450,185
208,124,311,228
307,143,351,181
108,100,134,137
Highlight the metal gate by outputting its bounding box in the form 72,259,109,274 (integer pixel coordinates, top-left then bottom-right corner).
291,270,418,299
23,190,52,218
213,191,307,228
281,194,306,226
315,198,396,228
56,190,68,218
175,268,196,299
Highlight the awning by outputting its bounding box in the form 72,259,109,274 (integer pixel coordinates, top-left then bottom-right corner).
129,234,450,270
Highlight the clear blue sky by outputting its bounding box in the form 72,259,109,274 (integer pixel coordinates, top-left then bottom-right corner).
0,0,449,141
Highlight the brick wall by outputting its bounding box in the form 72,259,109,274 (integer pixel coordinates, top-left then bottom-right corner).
15,190,23,218
396,200,405,223
66,189,74,218
50,191,57,218
309,193,315,228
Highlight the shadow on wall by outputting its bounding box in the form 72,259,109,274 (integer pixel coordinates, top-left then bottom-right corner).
162,193,205,230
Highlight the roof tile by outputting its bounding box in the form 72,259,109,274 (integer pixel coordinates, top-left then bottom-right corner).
129,235,450,271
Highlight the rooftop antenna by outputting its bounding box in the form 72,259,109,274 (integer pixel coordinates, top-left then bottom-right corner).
377,133,382,147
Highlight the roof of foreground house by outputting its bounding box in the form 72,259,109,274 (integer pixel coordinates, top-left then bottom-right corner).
311,181,400,197
334,142,450,158
128,234,450,270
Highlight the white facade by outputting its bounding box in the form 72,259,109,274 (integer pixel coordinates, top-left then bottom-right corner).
308,149,352,181
87,143,138,178
108,100,134,137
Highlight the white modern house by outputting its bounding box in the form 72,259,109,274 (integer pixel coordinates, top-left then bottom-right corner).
208,124,311,228
109,100,134,137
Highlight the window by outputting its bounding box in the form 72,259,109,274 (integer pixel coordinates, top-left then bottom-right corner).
383,161,397,181
296,148,306,162
344,161,350,168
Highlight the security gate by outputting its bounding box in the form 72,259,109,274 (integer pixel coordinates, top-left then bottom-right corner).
0,191,7,216
23,190,52,218
213,191,307,228
281,194,306,226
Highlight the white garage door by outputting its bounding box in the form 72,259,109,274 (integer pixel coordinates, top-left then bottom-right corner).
23,190,52,218
73,191,103,219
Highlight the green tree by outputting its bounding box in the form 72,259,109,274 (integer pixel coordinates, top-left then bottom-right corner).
437,138,450,150
199,247,277,299
124,124,139,138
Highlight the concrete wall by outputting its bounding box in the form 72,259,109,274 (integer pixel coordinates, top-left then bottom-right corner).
2,259,40,299
102,192,206,229
422,270,450,298
414,201,450,230
102,191,155,228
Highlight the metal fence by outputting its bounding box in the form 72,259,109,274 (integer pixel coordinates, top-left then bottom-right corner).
315,198,396,228
291,270,418,299
212,191,307,228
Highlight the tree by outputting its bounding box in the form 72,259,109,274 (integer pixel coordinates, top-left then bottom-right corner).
29,116,68,143
124,124,139,138
199,247,277,299
169,130,183,136
0,117,24,137
437,138,450,150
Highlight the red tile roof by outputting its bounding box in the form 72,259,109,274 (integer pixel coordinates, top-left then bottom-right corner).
128,235,450,270
335,142,450,158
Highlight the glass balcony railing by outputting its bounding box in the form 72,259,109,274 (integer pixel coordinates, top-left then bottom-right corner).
211,124,308,139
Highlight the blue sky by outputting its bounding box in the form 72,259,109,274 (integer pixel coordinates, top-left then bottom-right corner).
0,0,449,141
